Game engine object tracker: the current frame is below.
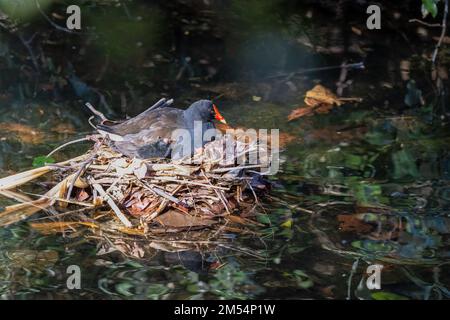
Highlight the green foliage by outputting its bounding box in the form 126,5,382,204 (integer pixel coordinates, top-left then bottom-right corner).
0,0,52,21
391,149,419,180
209,264,252,299
421,0,440,18
32,155,55,167
353,183,384,206
290,270,313,289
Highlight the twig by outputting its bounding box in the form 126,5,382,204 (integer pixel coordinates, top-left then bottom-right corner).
65,138,105,201
85,102,109,123
140,181,181,204
65,153,96,201
47,137,92,158
152,177,229,190
409,18,442,27
18,190,94,207
432,0,449,71
201,170,230,215
266,62,365,80
89,177,132,228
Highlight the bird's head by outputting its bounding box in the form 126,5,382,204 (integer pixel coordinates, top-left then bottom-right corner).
186,100,227,124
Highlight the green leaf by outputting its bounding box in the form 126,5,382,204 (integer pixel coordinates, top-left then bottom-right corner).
256,214,271,225
292,270,314,289
32,155,55,168
372,291,409,300
351,240,394,253
281,219,293,228
422,0,438,18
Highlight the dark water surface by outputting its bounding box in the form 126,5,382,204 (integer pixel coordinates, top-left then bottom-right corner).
1,1,449,300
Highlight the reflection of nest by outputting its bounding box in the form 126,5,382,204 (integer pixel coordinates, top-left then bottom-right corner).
0,136,272,259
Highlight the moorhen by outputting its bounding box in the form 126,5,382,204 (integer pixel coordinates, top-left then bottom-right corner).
96,99,227,159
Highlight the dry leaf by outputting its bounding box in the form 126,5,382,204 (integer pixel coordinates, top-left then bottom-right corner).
337,214,372,233
305,85,343,107
29,221,98,234
288,85,361,121
156,210,216,228
76,188,90,202
287,106,314,120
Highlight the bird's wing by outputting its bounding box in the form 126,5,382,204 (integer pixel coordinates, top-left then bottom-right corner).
97,108,183,138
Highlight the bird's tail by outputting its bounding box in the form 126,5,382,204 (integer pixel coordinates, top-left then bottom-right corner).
96,124,125,141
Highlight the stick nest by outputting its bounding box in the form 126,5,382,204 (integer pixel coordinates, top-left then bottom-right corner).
0,135,271,259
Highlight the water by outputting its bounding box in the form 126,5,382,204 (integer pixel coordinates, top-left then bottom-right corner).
0,0,449,300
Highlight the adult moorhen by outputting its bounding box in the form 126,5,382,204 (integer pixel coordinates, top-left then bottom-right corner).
96,99,227,159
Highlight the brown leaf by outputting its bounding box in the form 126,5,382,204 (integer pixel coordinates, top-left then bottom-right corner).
76,188,90,202
314,104,335,114
337,214,372,233
155,210,216,228
287,106,314,121
122,188,159,217
305,85,342,107
288,84,361,121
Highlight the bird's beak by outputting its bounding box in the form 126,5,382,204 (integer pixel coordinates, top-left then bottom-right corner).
213,104,227,124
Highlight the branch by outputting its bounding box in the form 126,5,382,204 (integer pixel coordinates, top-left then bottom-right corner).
409,18,442,27
46,137,92,158
432,0,449,71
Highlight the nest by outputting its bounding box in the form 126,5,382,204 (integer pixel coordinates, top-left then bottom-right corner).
0,134,272,259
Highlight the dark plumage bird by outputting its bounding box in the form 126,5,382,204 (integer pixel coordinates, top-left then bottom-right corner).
96,99,227,159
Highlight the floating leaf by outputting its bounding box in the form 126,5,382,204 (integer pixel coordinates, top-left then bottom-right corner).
372,291,409,300
288,85,361,121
